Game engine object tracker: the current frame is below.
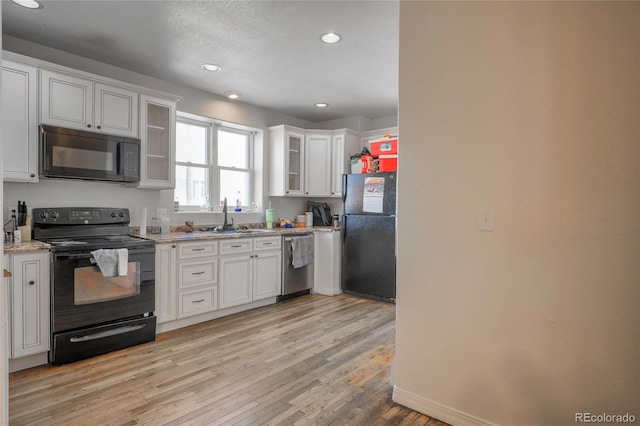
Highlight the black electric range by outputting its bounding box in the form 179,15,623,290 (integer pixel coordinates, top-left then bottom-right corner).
32,207,156,365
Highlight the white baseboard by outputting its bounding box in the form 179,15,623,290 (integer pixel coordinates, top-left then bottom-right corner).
313,288,342,296
9,353,48,373
157,297,276,334
392,386,495,426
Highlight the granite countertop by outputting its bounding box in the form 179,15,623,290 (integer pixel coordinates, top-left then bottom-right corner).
2,227,339,251
145,226,338,244
4,240,51,254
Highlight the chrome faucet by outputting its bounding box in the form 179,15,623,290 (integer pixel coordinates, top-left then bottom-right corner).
221,197,234,230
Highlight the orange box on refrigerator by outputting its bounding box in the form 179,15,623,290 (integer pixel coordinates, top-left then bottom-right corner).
378,154,398,172
369,138,398,156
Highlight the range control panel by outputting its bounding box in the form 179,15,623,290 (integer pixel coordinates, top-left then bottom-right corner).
33,207,130,225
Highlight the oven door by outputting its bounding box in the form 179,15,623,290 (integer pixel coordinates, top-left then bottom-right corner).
51,246,155,333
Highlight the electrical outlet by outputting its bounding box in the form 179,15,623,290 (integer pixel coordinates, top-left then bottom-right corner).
477,208,494,232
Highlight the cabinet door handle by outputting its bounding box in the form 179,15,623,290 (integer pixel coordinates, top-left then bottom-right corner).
192,299,205,303
87,124,92,128
96,125,102,130
191,271,205,275
28,280,35,285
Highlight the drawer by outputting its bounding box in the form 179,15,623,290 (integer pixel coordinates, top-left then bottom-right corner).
178,259,217,289
178,241,218,259
254,236,281,251
178,288,217,318
220,238,253,255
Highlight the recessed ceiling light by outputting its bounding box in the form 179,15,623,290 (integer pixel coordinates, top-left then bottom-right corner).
315,103,329,108
321,33,341,44
201,63,222,72
225,92,240,100
11,0,41,9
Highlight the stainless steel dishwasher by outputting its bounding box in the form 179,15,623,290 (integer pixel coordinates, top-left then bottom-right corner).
280,234,314,301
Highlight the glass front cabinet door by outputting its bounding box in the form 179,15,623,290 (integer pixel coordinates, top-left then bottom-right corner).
139,95,177,189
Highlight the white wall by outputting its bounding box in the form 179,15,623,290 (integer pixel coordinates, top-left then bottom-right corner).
395,2,639,426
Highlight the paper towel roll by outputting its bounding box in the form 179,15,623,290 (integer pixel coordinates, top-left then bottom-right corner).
140,207,147,236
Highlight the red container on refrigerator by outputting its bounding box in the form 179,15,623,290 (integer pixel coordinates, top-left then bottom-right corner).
369,138,398,156
378,154,397,172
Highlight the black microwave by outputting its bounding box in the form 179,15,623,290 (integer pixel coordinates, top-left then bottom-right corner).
40,125,140,183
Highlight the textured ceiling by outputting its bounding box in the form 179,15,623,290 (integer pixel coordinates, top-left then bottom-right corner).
2,0,399,123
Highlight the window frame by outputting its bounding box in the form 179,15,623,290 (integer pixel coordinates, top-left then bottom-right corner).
175,113,255,212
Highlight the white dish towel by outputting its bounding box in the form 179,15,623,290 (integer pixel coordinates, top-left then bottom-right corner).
291,235,314,269
91,248,128,277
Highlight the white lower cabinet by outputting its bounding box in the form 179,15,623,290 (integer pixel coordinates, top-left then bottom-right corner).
219,236,282,310
219,255,253,309
253,236,282,300
314,231,342,296
9,252,50,358
155,236,282,329
155,243,177,324
177,241,218,319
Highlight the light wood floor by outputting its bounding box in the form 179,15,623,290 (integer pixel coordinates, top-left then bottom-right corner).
9,294,449,426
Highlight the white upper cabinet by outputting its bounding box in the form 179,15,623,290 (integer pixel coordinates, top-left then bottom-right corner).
270,125,362,198
139,94,176,189
2,60,38,182
40,69,138,137
269,125,306,196
330,130,360,198
94,82,139,137
304,132,332,197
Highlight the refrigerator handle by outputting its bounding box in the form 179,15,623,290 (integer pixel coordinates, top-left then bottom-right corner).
342,174,347,204
341,215,347,244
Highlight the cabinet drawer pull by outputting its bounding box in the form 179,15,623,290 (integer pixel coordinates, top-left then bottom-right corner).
28,280,35,285
192,299,205,303
230,244,242,248
191,248,206,252
191,271,205,275
262,242,273,245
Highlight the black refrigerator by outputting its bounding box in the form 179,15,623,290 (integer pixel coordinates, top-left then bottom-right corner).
341,172,396,302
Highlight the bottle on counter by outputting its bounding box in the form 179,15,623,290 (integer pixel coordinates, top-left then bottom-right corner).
151,217,161,234
235,191,242,212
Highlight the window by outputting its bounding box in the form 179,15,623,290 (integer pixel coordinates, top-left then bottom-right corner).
175,114,254,211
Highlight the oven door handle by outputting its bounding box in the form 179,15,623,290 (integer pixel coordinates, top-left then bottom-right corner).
69,323,146,342
55,247,149,261
55,253,94,261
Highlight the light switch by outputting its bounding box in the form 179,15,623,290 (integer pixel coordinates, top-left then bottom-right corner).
477,208,494,232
